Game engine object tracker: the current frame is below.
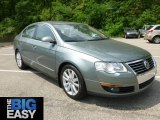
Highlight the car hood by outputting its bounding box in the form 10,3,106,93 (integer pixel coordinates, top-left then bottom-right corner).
63,39,151,62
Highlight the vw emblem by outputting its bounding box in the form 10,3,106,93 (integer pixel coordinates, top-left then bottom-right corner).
144,60,150,69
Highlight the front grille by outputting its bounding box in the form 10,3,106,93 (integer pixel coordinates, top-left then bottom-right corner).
127,57,154,75
139,77,154,89
119,86,134,93
102,86,134,93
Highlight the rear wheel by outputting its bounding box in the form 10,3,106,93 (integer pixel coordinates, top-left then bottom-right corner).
60,65,87,100
15,50,28,69
153,36,160,44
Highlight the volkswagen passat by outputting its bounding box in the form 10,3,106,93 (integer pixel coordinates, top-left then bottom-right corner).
14,22,157,99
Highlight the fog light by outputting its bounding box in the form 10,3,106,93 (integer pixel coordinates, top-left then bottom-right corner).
100,83,120,93
110,87,119,93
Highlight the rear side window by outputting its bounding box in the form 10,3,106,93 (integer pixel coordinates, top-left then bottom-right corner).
154,26,160,30
35,25,55,40
147,26,153,30
22,25,37,38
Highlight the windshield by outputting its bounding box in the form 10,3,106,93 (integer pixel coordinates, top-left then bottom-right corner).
53,24,107,42
124,28,136,31
147,25,154,30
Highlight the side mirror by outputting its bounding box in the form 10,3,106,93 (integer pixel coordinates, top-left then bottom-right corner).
41,36,56,44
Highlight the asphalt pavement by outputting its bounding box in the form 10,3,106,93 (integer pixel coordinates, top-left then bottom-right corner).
0,38,159,120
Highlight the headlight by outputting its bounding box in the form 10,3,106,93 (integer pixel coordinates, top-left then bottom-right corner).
152,57,157,66
95,62,127,73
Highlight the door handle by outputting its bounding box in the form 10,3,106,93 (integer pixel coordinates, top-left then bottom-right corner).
32,45,37,49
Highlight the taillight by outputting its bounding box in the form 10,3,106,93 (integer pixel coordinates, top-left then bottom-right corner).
148,30,154,33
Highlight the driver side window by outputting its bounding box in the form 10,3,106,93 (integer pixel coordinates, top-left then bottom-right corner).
35,25,55,40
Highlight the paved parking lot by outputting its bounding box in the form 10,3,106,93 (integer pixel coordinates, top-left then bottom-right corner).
0,38,159,120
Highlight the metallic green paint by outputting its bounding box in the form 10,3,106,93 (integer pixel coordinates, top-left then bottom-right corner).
14,21,157,97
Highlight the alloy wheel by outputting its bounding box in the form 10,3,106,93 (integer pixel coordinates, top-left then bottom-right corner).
62,69,79,96
154,36,160,43
16,52,22,68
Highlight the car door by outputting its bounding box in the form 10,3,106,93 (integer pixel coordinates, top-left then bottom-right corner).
33,24,57,78
20,25,37,64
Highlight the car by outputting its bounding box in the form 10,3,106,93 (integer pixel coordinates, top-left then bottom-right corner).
124,28,139,38
138,25,154,37
144,25,160,43
14,21,157,100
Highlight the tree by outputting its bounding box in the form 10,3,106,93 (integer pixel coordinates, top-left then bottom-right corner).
0,0,160,38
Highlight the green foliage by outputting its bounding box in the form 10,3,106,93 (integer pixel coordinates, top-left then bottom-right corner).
0,18,15,37
1,0,160,38
104,22,123,36
15,0,41,31
50,2,73,21
85,3,107,29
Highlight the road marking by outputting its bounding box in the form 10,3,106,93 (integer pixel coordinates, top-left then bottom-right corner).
153,56,160,58
146,48,160,50
0,47,12,49
0,70,41,74
156,76,160,79
0,54,14,56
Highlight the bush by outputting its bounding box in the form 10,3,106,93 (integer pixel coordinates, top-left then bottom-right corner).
0,18,15,37
1,0,160,38
104,22,123,36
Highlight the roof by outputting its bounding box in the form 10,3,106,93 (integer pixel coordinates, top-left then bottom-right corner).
37,21,82,25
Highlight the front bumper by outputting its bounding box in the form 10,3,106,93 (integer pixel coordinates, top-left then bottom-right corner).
126,33,139,38
144,33,152,40
85,65,157,96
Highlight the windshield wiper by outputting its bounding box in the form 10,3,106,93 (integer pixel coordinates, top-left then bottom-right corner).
65,40,87,42
88,38,108,41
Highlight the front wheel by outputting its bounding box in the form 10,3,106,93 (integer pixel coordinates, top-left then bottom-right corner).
153,36,160,44
15,50,28,69
60,65,87,100
148,40,153,43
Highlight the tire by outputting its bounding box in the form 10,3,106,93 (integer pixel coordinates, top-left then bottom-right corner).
153,36,160,44
15,50,28,69
148,40,153,43
60,65,87,100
